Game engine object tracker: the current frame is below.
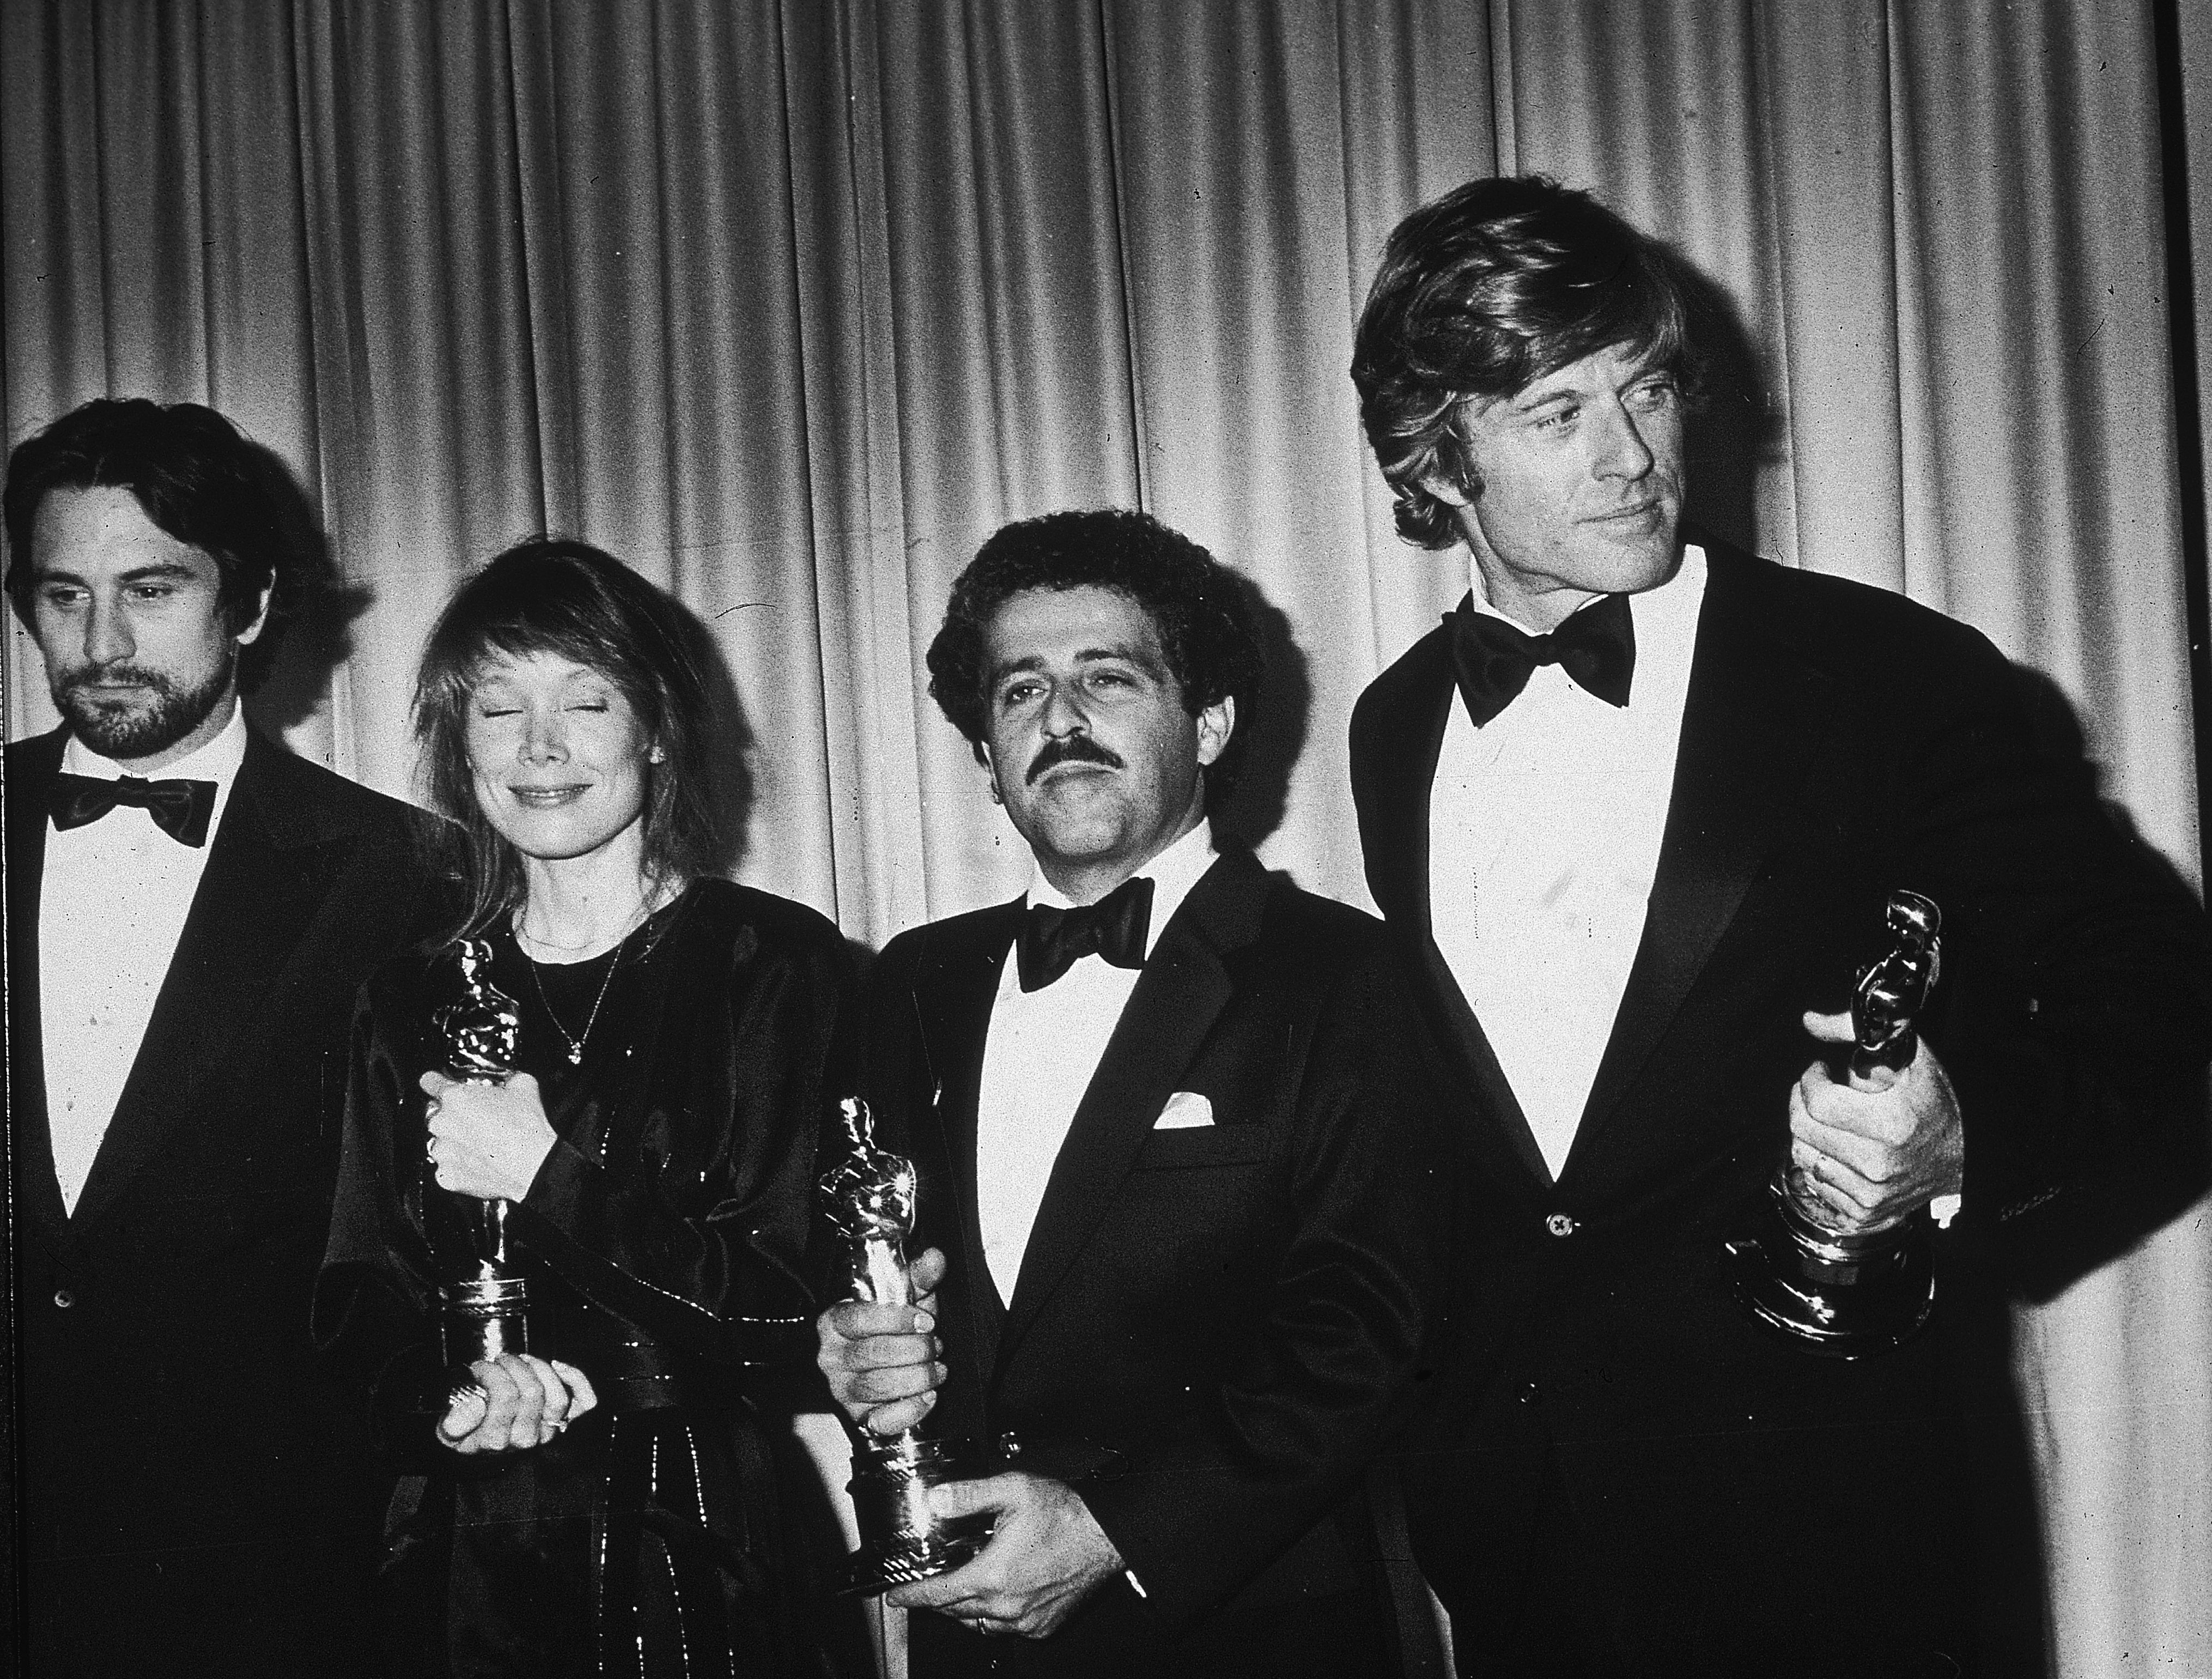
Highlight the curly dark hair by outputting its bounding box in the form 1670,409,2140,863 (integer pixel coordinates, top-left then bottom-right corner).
3,397,313,690
414,538,719,939
925,509,1263,811
1352,175,1704,550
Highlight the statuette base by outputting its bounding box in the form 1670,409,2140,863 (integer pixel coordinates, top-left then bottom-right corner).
842,1435,1017,1597
1724,1183,1935,1359
441,1272,531,1367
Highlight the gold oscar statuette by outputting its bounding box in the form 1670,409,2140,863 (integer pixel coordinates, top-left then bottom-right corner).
430,938,531,1372
1724,890,1943,1357
820,1098,1013,1594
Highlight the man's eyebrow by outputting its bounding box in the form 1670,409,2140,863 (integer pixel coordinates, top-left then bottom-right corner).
34,561,204,586
1508,381,1586,413
1509,359,1670,415
1075,641,1148,663
988,643,1165,684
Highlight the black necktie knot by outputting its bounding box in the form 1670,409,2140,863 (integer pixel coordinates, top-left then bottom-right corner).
1448,591,1636,726
52,771,217,846
1016,875,1155,992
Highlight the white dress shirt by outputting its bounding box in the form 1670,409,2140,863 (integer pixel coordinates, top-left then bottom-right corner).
1429,547,1709,1178
40,708,249,1213
974,819,1220,1302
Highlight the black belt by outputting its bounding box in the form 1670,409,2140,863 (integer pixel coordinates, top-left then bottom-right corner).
589,1336,709,1414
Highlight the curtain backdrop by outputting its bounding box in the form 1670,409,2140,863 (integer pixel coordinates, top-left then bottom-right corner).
5,2,2208,1670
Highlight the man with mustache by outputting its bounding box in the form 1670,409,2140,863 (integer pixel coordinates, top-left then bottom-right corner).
1347,175,2212,1674
4,398,433,1676
817,509,1450,1676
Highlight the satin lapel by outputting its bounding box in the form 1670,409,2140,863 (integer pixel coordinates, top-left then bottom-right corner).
1570,549,1834,1163
997,853,1263,1365
909,903,1020,1389
71,736,340,1231
1354,631,1552,1192
1351,623,1455,933
6,731,73,1259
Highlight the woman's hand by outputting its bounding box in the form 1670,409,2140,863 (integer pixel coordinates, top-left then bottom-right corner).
422,1070,559,1202
437,1353,599,1454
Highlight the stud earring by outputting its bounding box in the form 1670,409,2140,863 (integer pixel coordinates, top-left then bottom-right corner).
648,745,666,764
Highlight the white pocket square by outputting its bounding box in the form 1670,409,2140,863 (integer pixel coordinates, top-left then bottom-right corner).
1152,1092,1214,1129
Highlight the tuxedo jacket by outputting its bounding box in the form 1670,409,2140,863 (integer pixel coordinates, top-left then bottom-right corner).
865,850,1450,1660
5,724,436,1678
1349,539,2212,1663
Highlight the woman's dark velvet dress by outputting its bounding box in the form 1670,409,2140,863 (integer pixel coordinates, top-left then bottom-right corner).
317,881,851,1679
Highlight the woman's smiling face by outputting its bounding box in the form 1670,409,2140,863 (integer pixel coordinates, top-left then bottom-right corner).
465,649,654,863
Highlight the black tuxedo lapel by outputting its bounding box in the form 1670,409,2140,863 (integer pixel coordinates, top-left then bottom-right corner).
6,730,73,1261
1351,624,1455,935
70,733,358,1231
1568,544,1838,1167
1352,626,1551,1189
996,852,1263,1365
909,902,1022,1387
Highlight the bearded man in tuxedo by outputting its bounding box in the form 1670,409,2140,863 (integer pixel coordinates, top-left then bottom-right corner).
817,509,1450,1677
1345,174,2212,1677
4,398,433,1676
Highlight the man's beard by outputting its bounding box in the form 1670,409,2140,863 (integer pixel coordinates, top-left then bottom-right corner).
53,656,235,761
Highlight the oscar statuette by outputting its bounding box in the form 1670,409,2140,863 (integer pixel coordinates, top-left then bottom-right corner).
1724,890,1943,1357
429,938,531,1373
821,1098,1012,1595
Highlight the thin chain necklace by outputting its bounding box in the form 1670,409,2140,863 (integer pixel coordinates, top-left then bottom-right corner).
516,898,648,959
527,939,623,1066
516,887,679,1066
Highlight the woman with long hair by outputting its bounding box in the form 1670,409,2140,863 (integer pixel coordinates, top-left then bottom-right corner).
317,538,849,1677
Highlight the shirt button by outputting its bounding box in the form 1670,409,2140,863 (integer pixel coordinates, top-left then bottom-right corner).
1545,1213,1578,1238
53,1288,75,1308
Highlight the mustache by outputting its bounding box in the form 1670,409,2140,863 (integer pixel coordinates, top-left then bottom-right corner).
59,661,181,695
1027,735,1122,784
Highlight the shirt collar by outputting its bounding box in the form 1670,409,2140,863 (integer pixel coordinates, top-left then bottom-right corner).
1465,541,1700,635
65,704,250,790
1026,817,1219,959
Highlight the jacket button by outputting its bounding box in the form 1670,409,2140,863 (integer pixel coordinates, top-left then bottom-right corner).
1545,1213,1578,1238
53,1288,75,1308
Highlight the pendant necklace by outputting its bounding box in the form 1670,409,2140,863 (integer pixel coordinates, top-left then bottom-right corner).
528,940,622,1066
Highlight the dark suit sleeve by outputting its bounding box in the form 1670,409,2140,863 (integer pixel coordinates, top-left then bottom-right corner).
1075,943,1454,1630
313,973,457,1463
512,911,854,1368
1888,627,2212,1291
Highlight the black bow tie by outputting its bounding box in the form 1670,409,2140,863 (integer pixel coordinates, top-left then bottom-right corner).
1448,591,1636,726
1016,876,1155,993
52,771,218,847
